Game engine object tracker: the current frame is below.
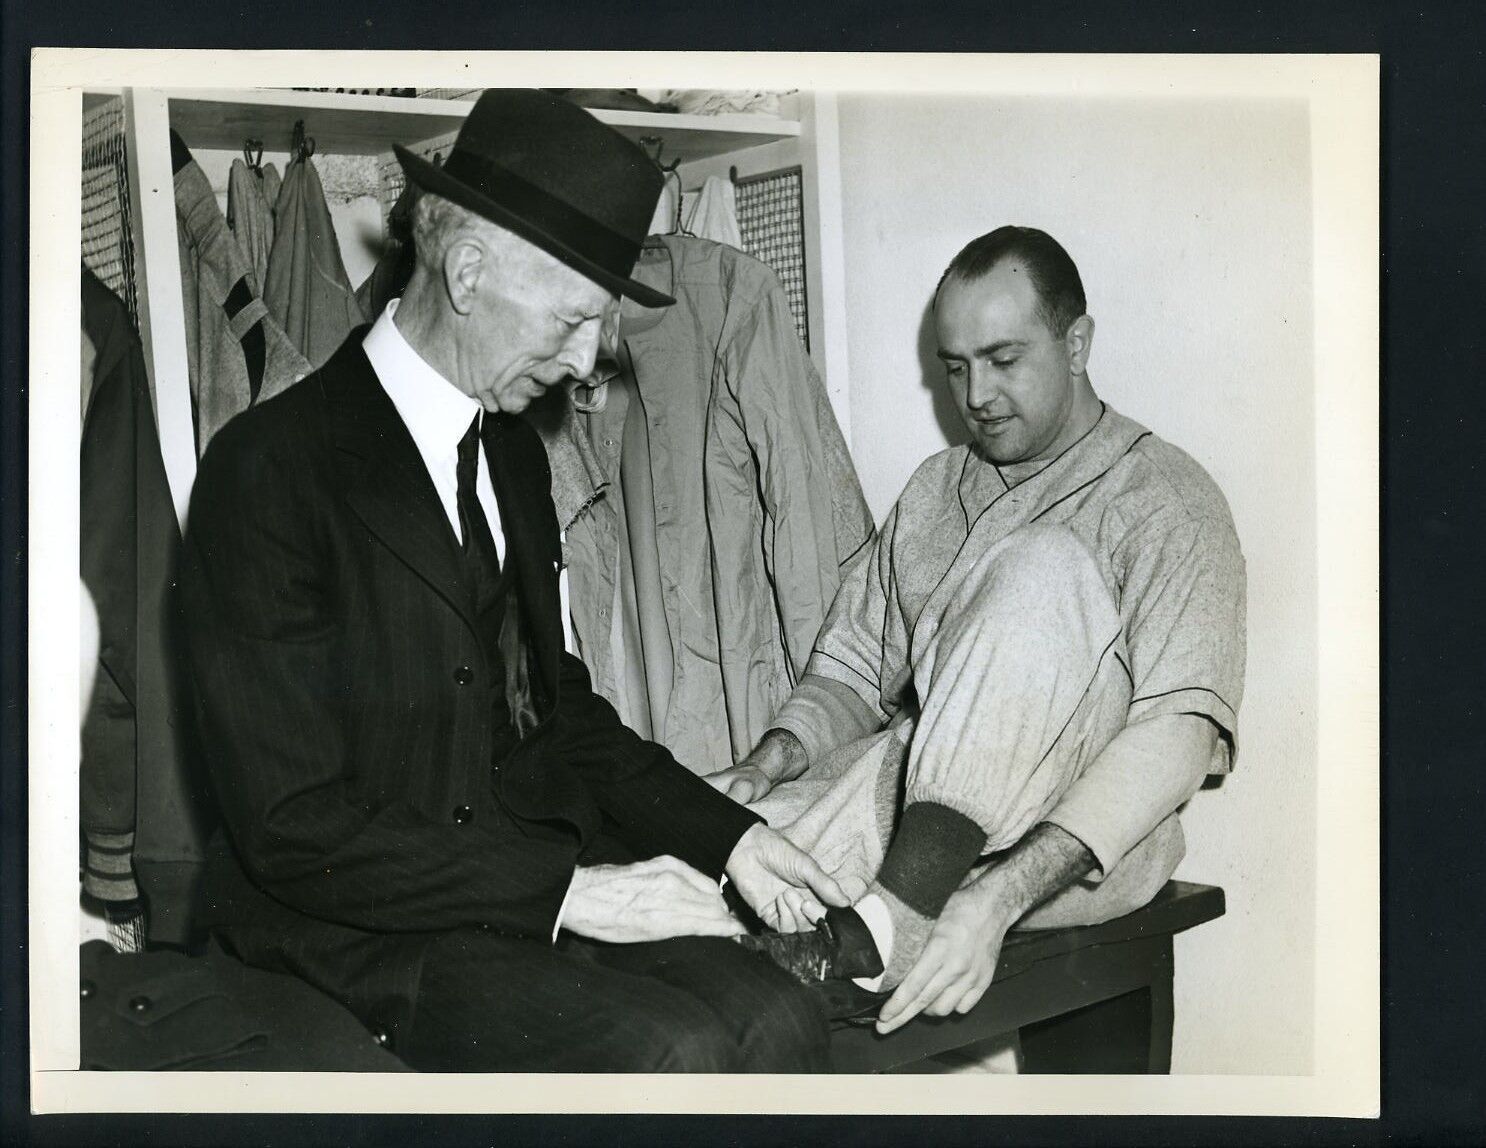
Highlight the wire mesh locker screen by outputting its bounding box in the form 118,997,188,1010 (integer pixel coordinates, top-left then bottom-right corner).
82,95,140,325
735,166,809,350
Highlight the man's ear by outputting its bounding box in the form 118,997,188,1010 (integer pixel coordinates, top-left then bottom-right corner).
443,236,484,317
1066,314,1095,376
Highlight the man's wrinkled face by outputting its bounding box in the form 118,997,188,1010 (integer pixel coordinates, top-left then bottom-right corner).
935,261,1084,466
462,238,617,415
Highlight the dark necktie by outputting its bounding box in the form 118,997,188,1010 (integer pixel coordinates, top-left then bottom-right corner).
456,413,539,737
456,414,500,582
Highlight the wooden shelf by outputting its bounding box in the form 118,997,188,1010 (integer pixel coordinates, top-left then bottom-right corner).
158,89,800,161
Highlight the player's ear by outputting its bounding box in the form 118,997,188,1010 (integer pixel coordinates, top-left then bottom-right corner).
1066,314,1095,376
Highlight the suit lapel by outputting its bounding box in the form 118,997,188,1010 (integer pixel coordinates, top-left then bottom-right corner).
322,340,566,713
325,342,476,631
483,412,563,717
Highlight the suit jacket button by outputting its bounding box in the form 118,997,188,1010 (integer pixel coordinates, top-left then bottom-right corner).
452,805,472,825
453,666,474,686
371,1025,392,1048
128,995,152,1014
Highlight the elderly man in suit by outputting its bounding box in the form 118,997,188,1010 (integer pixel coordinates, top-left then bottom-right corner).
181,89,847,1073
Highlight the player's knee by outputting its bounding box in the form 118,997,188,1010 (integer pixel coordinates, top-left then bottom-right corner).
953,523,1101,619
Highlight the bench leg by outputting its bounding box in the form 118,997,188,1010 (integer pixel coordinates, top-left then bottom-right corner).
1146,939,1174,1073
1018,939,1175,1074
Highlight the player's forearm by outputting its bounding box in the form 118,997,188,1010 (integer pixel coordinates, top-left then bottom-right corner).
966,822,1096,925
745,728,811,785
1042,712,1218,876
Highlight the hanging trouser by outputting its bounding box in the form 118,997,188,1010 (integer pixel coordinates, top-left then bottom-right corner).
175,154,312,457
751,523,1186,930
264,154,366,369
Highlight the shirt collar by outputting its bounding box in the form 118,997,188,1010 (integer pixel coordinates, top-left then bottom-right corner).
363,298,482,465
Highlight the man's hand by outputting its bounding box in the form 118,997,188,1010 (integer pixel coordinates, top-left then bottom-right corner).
561,856,747,944
874,822,1096,1034
874,881,1012,1034
705,729,809,804
724,823,849,933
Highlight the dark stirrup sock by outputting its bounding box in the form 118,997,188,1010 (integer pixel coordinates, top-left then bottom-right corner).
869,801,988,986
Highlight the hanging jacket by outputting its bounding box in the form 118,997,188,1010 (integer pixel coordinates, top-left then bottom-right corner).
226,158,279,295
264,153,367,369
174,137,312,458
79,266,181,905
565,235,875,774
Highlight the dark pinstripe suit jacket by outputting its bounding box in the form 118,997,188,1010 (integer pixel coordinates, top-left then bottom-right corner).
180,331,760,1035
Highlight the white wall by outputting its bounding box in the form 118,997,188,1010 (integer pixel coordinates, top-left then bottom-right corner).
834,94,1317,1074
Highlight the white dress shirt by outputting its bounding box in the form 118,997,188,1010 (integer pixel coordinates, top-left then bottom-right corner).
362,299,505,563
364,301,579,939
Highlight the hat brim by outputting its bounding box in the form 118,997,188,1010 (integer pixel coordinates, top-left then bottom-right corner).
394,145,676,309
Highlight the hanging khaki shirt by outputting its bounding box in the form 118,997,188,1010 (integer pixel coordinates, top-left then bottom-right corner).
565,236,875,774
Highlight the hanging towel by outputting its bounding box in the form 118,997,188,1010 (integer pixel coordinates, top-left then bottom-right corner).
226,159,279,295
264,153,367,369
683,175,743,249
174,143,313,457
648,178,678,237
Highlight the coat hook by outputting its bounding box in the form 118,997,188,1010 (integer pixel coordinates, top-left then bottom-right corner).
290,119,315,162
639,135,679,173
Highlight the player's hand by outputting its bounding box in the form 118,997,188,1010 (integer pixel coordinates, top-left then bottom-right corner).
874,882,1012,1034
704,729,809,804
704,763,776,804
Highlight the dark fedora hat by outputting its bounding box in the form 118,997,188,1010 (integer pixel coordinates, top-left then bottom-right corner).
394,88,676,307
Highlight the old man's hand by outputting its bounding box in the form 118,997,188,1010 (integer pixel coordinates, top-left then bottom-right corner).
725,823,849,933
562,856,747,944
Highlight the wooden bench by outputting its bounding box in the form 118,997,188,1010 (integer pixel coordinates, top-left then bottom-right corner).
88,881,1221,1072
829,881,1225,1074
